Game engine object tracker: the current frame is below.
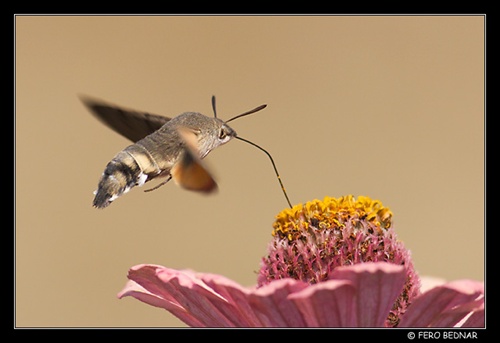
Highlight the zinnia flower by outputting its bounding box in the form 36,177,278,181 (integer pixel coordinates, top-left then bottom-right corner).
118,195,484,327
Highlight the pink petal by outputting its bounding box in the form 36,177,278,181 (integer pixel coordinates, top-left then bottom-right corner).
189,272,265,326
289,262,407,327
248,279,309,326
135,265,253,326
118,279,184,312
419,276,447,293
153,268,239,326
117,265,215,326
118,279,206,326
288,280,357,326
460,303,485,328
399,279,484,327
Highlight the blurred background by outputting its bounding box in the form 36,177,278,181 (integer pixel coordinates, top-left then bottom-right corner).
15,15,484,327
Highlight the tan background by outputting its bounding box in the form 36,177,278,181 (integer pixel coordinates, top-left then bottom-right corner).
15,16,484,327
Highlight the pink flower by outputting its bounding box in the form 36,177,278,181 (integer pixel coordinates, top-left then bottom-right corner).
118,195,484,327
258,195,420,326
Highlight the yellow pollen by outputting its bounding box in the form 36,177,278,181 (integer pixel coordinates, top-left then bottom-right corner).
272,195,393,241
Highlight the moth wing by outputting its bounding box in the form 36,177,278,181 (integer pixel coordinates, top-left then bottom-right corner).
80,95,171,142
171,127,218,193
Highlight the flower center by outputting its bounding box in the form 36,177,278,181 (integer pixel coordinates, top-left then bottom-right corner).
272,195,393,242
258,195,420,327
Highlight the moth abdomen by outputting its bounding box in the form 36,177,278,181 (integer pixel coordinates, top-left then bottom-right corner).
93,149,150,209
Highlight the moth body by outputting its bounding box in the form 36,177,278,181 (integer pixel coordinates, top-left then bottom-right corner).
91,110,236,208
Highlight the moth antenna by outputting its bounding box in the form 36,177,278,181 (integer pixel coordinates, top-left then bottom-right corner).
211,95,266,122
226,104,267,123
211,95,217,119
235,136,292,208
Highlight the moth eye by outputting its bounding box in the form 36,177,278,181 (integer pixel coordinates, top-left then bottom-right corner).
219,129,227,140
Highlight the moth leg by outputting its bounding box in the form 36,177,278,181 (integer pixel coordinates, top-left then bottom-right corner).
144,175,172,193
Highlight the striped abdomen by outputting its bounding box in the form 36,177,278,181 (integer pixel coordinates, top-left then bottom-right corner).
93,144,165,208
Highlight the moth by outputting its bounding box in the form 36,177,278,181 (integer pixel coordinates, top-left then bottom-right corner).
81,95,292,209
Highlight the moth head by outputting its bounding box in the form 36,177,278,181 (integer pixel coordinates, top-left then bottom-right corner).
177,114,237,159
216,122,237,144
194,118,236,158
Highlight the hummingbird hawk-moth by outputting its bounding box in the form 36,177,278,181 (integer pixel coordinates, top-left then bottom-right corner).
81,95,292,209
